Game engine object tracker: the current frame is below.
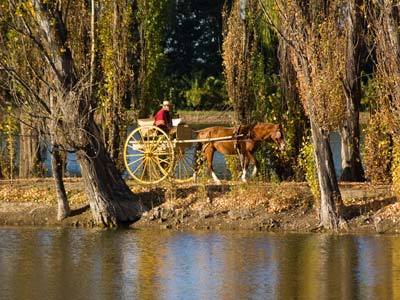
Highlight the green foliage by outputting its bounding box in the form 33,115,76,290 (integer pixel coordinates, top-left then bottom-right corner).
392,138,400,198
225,155,240,180
298,138,320,202
364,112,393,184
164,0,225,83
254,144,281,182
137,0,172,116
251,50,280,122
184,76,227,109
251,6,307,181
361,74,380,112
97,1,133,170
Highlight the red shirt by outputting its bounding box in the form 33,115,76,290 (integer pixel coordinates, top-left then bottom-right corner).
154,108,172,128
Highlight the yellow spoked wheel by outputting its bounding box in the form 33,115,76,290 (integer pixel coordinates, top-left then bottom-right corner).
172,143,197,183
124,125,174,185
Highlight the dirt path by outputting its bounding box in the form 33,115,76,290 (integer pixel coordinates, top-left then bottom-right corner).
0,178,398,233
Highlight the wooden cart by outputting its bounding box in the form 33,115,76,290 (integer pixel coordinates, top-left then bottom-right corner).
123,119,196,184
123,119,239,185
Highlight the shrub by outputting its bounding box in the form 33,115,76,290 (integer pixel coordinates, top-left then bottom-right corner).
298,138,320,205
364,112,392,184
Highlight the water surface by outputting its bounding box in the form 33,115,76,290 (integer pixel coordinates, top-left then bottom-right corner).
41,128,345,178
1,227,400,300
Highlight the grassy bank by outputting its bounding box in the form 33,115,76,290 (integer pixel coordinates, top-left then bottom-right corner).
0,178,398,233
177,110,235,125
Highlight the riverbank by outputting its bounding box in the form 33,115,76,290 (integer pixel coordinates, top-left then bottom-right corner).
126,109,235,125
127,110,369,126
0,178,398,233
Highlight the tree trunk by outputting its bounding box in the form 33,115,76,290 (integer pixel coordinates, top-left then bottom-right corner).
90,0,95,97
339,0,365,182
339,114,364,181
51,145,70,220
278,39,309,179
19,118,42,178
109,0,123,170
32,1,143,227
77,122,142,227
310,119,344,230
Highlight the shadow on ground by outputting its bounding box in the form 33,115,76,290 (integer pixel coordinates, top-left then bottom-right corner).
70,205,90,217
344,196,397,220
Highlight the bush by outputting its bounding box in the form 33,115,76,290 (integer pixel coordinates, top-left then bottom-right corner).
364,112,392,184
298,138,320,204
391,138,400,197
184,76,227,110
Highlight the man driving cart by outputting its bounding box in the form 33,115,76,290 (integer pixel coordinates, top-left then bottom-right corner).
153,100,173,134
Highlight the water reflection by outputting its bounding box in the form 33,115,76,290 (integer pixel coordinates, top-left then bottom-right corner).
0,228,400,299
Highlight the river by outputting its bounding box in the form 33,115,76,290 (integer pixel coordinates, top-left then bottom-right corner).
1,227,399,299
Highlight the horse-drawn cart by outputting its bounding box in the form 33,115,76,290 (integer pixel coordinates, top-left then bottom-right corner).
123,119,239,185
124,119,285,185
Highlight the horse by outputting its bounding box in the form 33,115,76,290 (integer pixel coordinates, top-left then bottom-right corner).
194,123,286,184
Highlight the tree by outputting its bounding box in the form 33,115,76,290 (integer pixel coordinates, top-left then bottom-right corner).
266,0,347,229
166,0,226,78
19,114,42,178
277,38,309,180
223,0,258,124
369,0,400,191
339,0,366,182
135,0,172,117
0,0,142,226
97,0,136,171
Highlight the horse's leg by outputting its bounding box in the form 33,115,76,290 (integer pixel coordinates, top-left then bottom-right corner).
241,154,250,182
248,152,258,177
236,148,245,180
205,146,221,184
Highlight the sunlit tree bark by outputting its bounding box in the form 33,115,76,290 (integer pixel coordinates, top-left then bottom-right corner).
339,0,365,182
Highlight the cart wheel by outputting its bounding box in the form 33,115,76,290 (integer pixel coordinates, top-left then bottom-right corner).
172,143,197,183
124,125,174,184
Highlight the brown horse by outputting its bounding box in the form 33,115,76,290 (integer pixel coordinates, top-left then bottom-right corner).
194,123,285,184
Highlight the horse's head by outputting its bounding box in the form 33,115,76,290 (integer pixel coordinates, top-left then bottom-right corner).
273,124,286,151
251,123,286,151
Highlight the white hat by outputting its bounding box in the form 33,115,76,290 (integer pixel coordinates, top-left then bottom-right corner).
162,100,172,107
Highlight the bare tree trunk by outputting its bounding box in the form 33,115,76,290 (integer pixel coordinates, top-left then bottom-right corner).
278,39,308,179
109,0,122,167
77,122,142,227
51,144,70,220
32,1,142,226
339,0,365,182
90,0,95,97
339,111,364,181
310,119,344,230
19,119,42,178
